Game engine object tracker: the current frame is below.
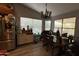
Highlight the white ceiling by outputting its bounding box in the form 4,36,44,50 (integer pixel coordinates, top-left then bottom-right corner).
23,3,79,17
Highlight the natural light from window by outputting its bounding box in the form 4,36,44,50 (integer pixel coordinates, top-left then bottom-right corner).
45,20,51,30
54,17,76,36
20,17,42,34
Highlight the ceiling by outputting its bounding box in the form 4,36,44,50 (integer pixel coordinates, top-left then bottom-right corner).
23,3,79,17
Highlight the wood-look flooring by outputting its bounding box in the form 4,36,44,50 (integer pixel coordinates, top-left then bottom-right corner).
8,42,51,56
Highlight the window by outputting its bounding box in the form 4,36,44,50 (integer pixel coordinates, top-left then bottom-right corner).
33,19,42,34
54,17,76,36
45,20,51,30
20,17,33,30
62,29,75,35
20,17,42,34
62,17,76,36
54,19,62,34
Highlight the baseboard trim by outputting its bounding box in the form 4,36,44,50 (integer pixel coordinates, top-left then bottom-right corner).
17,42,34,47
7,42,34,52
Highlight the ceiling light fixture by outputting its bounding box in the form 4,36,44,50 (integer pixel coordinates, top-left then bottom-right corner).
41,3,52,19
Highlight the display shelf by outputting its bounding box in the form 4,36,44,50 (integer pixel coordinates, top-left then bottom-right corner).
0,14,16,50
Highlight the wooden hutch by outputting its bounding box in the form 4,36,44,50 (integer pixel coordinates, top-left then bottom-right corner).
0,4,16,50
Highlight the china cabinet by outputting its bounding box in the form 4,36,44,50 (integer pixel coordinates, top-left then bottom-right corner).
0,4,16,50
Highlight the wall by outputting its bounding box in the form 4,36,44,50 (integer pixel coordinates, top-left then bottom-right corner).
74,16,79,46
18,33,34,45
13,4,41,19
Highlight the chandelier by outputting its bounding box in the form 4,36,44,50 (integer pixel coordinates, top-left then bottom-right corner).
41,3,52,19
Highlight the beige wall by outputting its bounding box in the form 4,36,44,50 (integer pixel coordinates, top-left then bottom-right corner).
18,33,34,45
13,4,41,19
